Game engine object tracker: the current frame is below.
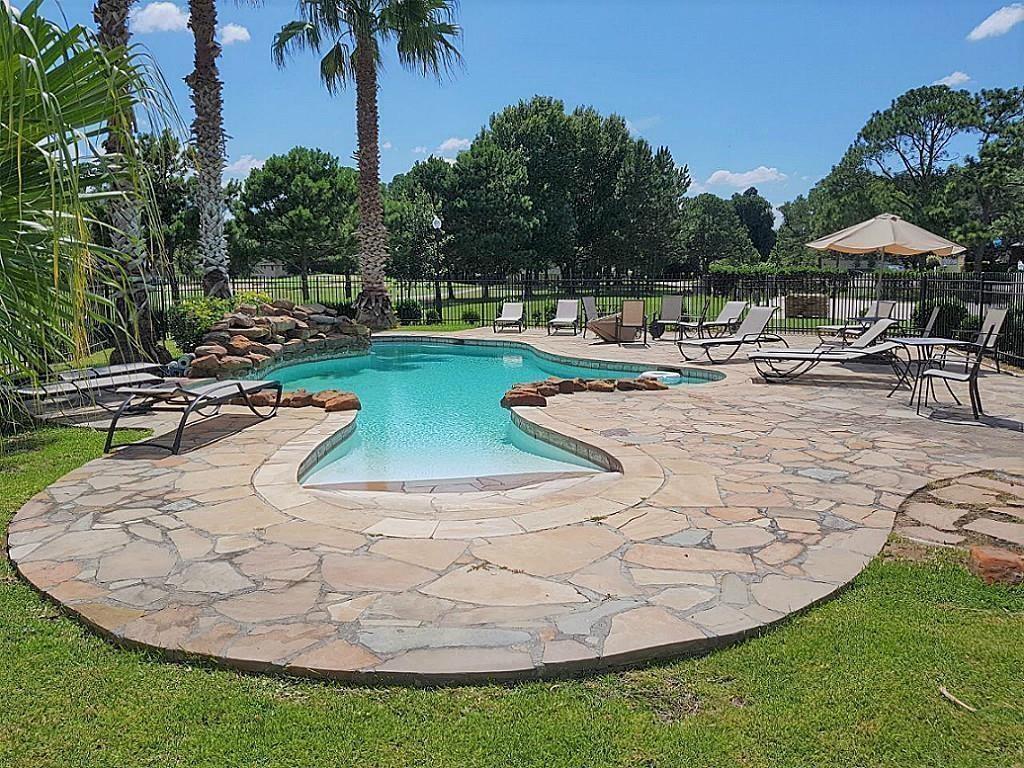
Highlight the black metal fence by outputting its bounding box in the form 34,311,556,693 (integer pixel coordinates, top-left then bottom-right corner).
151,271,1024,367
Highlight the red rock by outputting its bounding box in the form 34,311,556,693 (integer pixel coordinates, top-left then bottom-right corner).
188,354,221,378
236,303,258,315
547,378,576,394
637,377,669,391
616,379,641,391
501,390,547,408
272,298,296,311
225,335,273,357
247,353,270,366
536,384,559,397
310,390,342,408
218,355,254,373
281,390,314,408
573,378,589,392
324,392,361,412
969,546,1024,585
586,379,616,392
235,390,279,407
194,344,227,357
226,312,255,329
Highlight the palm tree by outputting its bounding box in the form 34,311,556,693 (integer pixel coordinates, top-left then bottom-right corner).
186,0,232,298
273,0,461,329
1,1,162,419
92,0,170,362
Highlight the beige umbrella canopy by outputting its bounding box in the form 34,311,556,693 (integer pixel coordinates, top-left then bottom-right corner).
806,213,966,257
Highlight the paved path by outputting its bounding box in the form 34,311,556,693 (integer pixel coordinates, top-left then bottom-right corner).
8,330,1024,683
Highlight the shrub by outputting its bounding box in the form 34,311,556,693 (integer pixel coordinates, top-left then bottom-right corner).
395,299,423,323
423,308,442,324
167,296,232,352
531,301,557,325
460,309,481,324
913,298,969,337
166,290,270,352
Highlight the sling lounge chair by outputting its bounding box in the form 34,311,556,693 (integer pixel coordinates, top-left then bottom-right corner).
614,299,647,346
651,295,685,338
749,318,901,382
581,296,600,338
547,299,580,335
677,300,746,339
816,299,896,343
104,378,282,455
493,302,525,333
17,371,166,412
677,306,785,363
57,361,164,382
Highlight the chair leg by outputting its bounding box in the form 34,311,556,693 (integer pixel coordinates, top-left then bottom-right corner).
104,394,142,453
941,378,961,406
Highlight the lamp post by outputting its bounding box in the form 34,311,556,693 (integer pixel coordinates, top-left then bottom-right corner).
431,214,443,318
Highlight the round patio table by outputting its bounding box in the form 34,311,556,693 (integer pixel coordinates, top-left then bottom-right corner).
888,337,974,404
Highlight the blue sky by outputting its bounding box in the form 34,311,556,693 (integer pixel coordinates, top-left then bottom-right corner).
53,0,1024,210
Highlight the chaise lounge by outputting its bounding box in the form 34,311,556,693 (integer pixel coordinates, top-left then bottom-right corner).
677,306,785,363
493,302,525,333
749,318,901,381
104,379,282,455
547,299,580,335
677,300,746,339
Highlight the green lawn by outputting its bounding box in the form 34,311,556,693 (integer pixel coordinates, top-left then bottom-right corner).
2,428,1023,767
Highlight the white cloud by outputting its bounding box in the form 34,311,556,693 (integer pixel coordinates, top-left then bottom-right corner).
968,3,1024,40
220,23,250,46
381,141,393,150
705,166,787,188
130,2,189,33
437,137,471,155
933,70,971,87
225,154,265,177
625,116,660,137
772,206,784,229
412,146,429,154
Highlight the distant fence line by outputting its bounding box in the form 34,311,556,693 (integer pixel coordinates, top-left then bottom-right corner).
142,271,1024,367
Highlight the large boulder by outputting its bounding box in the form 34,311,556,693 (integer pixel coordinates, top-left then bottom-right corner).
616,379,642,391
586,379,616,392
310,390,341,408
324,392,361,412
236,303,258,316
225,335,273,357
188,354,221,378
281,389,314,408
636,377,669,391
226,326,271,340
272,298,297,311
218,355,254,373
202,331,231,346
226,312,255,329
501,389,547,408
308,314,336,326
194,344,227,357
297,302,327,315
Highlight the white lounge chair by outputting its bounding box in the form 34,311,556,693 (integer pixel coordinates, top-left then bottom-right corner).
547,299,580,335
104,379,282,455
493,302,524,333
677,306,785,363
677,300,746,339
749,318,901,381
816,300,896,342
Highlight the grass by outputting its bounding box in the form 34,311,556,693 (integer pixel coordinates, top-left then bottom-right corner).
2,428,1023,767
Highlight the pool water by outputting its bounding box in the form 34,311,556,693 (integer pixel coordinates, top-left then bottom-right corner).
271,341,697,486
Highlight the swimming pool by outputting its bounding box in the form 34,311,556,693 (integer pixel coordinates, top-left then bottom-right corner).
270,339,712,487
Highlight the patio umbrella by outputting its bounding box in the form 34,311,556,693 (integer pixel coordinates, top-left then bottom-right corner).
806,213,966,258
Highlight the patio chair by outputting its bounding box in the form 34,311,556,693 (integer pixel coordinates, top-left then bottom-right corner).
57,360,164,382
650,295,685,339
749,318,902,382
916,305,940,338
677,306,786,363
104,379,283,455
915,328,994,420
945,307,1008,373
816,299,896,342
614,299,647,346
17,371,166,412
492,302,525,333
581,296,600,338
677,300,746,339
547,299,580,335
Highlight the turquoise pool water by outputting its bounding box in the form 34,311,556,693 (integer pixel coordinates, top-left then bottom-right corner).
272,340,705,486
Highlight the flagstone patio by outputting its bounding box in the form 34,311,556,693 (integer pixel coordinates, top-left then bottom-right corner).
8,330,1024,683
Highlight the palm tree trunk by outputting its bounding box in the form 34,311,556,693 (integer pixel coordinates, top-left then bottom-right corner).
93,0,170,363
353,41,396,329
186,0,232,299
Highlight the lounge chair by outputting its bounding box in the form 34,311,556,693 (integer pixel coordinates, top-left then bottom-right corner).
581,296,600,338
651,295,685,338
944,307,1008,373
492,302,525,333
677,306,786,363
104,379,282,455
17,371,166,411
915,329,994,420
614,300,647,346
57,361,164,382
677,300,746,339
749,318,901,381
816,299,896,342
547,299,580,335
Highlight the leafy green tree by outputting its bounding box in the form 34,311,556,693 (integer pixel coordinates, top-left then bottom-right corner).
730,187,776,259
488,96,577,271
273,0,462,328
229,147,358,299
446,139,535,292
677,193,759,270
852,85,979,229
